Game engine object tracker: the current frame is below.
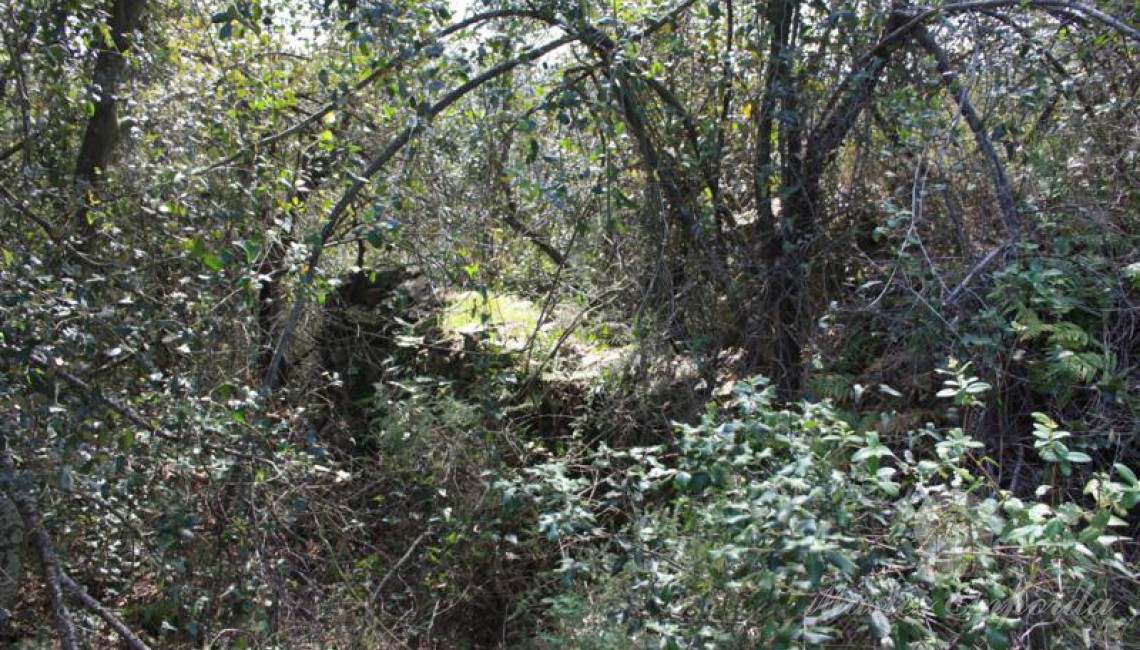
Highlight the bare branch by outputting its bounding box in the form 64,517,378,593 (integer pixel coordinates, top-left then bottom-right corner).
0,451,78,650
60,572,155,650
0,134,28,163
0,183,60,242
945,242,1012,305
915,26,1021,243
27,354,179,443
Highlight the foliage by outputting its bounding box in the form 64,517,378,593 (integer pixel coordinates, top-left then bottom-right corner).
1,0,1139,646
514,379,1139,648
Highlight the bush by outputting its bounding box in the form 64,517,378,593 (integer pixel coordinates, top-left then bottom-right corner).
507,377,1139,649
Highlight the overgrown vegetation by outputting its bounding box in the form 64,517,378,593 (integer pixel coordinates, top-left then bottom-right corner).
520,377,1140,648
1,0,1138,647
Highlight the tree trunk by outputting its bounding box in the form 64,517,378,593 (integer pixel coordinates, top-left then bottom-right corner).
759,3,911,396
72,0,146,245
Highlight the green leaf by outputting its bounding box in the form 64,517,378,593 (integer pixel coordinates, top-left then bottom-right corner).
869,610,891,638
1115,463,1138,485
984,625,1010,650
202,252,224,272
801,630,832,644
806,552,823,586
238,239,261,264
852,433,894,462
826,550,857,576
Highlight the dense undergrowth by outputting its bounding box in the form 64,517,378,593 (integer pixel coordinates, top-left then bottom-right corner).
520,377,1140,649
3,0,1140,647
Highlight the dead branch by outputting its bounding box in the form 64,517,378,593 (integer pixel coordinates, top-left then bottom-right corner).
60,572,155,650
0,450,78,650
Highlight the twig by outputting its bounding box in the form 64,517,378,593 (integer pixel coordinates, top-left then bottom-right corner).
944,242,1011,305
26,354,264,461
0,134,29,163
370,532,427,605
915,26,1021,243
0,183,60,242
28,353,179,443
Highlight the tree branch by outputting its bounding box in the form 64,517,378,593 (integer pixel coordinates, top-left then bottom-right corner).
0,183,61,242
194,9,559,175
0,450,78,650
816,0,1139,147
0,134,28,163
60,572,155,650
915,26,1021,243
27,354,179,443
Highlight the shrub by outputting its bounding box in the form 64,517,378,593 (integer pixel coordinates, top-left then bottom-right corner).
508,377,1139,649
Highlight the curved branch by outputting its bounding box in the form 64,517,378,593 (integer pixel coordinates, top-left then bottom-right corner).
194,8,555,175
261,33,579,391
259,0,708,390
489,139,567,266
978,10,1092,142
202,0,702,177
915,26,1020,243
807,0,1136,221
980,10,1070,77
817,0,1138,145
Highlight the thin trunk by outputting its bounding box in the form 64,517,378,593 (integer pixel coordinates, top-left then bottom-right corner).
763,3,911,396
72,0,145,245
751,0,796,262
256,238,289,381
255,140,338,382
755,0,806,396
0,494,21,619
